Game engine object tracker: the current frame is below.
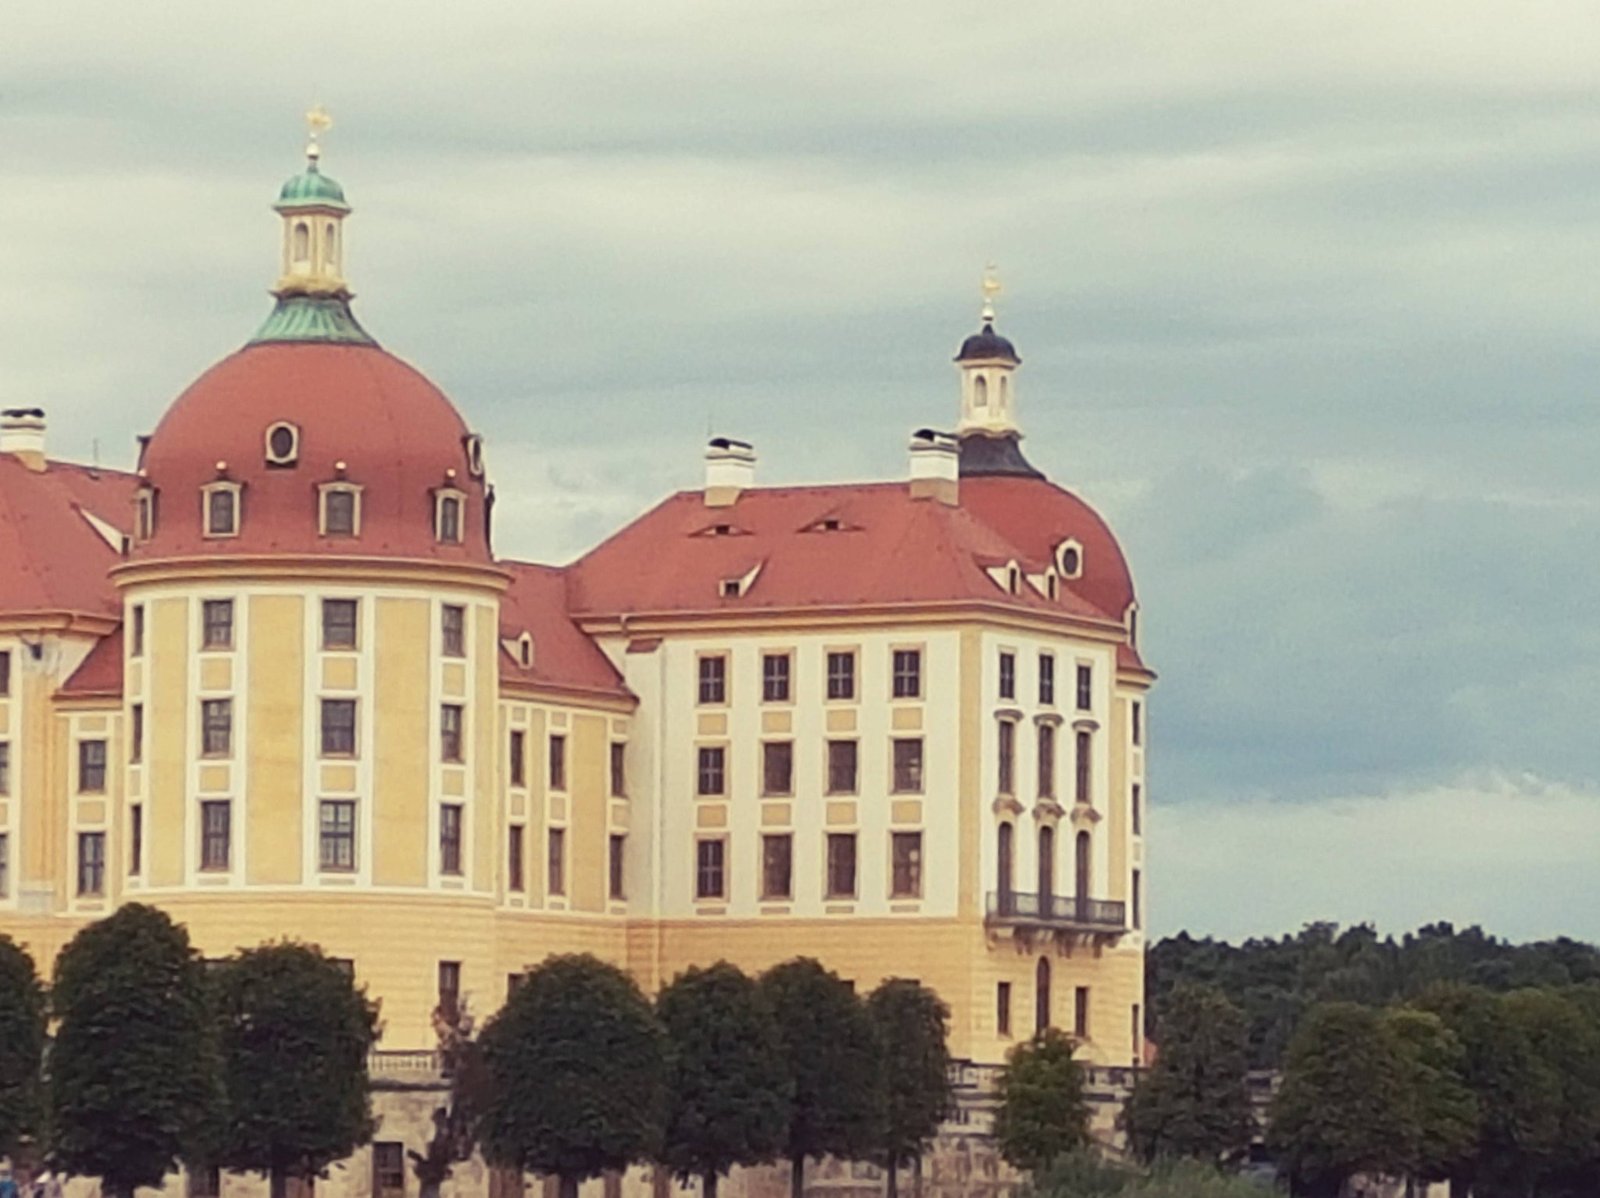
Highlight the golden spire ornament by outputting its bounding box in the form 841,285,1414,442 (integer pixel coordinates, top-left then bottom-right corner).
305,104,333,162
981,263,1002,323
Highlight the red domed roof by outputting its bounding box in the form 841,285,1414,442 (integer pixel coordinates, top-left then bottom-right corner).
136,342,491,563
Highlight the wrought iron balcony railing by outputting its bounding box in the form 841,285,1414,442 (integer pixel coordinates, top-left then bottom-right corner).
986,890,1126,933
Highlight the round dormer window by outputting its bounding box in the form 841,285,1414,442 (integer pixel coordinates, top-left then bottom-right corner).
264,422,300,467
1060,546,1080,575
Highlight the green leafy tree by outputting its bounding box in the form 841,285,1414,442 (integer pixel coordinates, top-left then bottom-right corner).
866,979,952,1198
1122,982,1252,1166
410,998,489,1198
1497,988,1600,1196
1384,1008,1478,1191
211,943,380,1198
657,962,793,1198
49,904,223,1198
478,954,666,1198
1268,1002,1414,1198
993,1028,1089,1175
759,958,884,1198
0,936,46,1161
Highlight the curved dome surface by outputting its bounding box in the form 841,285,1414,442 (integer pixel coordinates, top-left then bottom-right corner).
137,342,491,563
956,323,1019,363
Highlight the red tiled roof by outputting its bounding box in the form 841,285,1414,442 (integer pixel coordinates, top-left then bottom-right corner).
60,626,124,696
566,480,1128,628
498,561,631,701
0,456,137,618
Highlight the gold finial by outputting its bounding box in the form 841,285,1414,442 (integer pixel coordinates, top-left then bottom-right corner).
305,104,333,162
981,263,1002,323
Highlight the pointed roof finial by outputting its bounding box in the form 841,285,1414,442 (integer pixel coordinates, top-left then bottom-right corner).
981,263,1002,324
305,103,333,165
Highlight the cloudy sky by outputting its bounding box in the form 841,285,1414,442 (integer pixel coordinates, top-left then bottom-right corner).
5,1,1598,943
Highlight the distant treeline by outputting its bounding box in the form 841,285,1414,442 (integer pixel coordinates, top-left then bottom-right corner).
1147,921,1600,1068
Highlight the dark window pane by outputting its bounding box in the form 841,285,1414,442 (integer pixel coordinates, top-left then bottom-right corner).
319,800,356,871
696,839,725,899
762,834,792,899
321,699,356,756
892,738,923,794
697,656,726,704
201,801,231,871
322,599,358,649
697,746,725,796
609,834,626,900
891,832,922,897
762,653,791,702
762,742,793,795
79,739,107,792
440,804,463,875
440,705,464,762
324,489,357,535
826,833,857,898
827,740,858,794
548,734,567,790
441,605,465,657
202,699,233,756
202,599,234,649
827,651,856,700
892,649,921,699
547,827,565,895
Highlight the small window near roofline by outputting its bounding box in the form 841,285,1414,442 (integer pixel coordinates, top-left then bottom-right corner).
135,488,157,541
1056,539,1084,579
319,483,362,537
517,633,533,669
464,435,485,478
264,422,300,467
435,490,465,544
202,483,241,538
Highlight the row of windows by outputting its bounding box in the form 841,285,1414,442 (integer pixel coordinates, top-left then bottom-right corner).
995,967,1141,1052
697,647,923,705
128,599,471,657
134,482,468,546
695,736,923,797
998,651,1094,710
693,830,923,901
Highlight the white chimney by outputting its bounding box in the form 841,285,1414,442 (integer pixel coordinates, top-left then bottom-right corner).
908,428,959,504
0,408,46,472
704,437,755,507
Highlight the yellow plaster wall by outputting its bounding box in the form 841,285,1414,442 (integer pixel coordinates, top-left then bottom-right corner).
472,608,497,893
570,713,607,913
247,594,305,885
373,598,429,887
147,598,190,888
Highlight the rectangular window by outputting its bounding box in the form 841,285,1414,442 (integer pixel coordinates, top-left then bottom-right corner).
440,705,464,763
1133,1004,1143,1057
0,833,9,898
1075,986,1090,1039
130,608,145,658
130,703,144,763
762,833,793,899
0,650,9,695
826,832,857,899
373,1143,405,1198
827,739,858,795
548,734,567,790
891,831,923,898
1038,653,1055,705
997,981,1012,1037
997,721,1015,795
509,730,526,787
1037,723,1056,799
1076,664,1093,711
206,488,237,536
827,651,857,700
441,604,466,657
439,803,463,875
0,742,8,794
1132,783,1142,836
696,838,725,899
697,746,726,796
999,652,1016,701
507,825,524,892
202,699,233,757
322,598,358,650
437,495,462,544
202,599,234,649
437,960,461,1014
891,649,922,699
609,834,626,900
319,800,356,872
610,742,627,797
1133,868,1143,930
1132,700,1144,746
762,653,791,702
762,741,793,796
320,698,356,757
547,827,565,896
324,489,357,536
1075,730,1092,805
79,739,107,792
892,738,923,794
129,804,143,875
697,655,727,705
200,800,231,871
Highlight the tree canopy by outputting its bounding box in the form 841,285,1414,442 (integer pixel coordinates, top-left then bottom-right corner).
993,1027,1089,1176
866,979,952,1198
0,936,45,1160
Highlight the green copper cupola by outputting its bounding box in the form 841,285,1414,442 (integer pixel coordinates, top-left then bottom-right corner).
250,107,378,348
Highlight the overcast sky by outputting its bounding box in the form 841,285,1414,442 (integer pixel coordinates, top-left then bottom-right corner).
5,1,1598,944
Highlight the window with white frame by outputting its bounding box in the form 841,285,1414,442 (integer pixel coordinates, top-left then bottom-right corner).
320,483,362,537
202,482,241,538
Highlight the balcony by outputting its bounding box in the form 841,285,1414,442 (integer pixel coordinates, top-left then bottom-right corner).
986,890,1126,936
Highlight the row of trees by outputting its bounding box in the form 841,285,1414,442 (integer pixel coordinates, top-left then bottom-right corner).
0,907,958,1198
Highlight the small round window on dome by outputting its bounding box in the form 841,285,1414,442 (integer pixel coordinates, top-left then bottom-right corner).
1056,540,1083,579
264,422,300,467
464,434,485,478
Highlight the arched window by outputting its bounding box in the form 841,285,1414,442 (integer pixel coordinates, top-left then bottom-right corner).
997,822,1014,913
1035,957,1051,1034
292,221,310,262
998,375,1009,407
974,375,989,407
1038,825,1055,905
325,222,339,264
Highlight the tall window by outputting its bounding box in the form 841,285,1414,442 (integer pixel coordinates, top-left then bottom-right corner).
439,803,463,875
891,831,922,898
696,746,725,796
0,833,8,898
202,699,233,757
319,800,356,871
129,804,143,875
437,961,461,1016
130,703,144,762
548,734,567,790
1035,957,1051,1034
892,739,923,794
762,653,791,702
373,1144,406,1198
1074,986,1090,1039
1132,701,1144,746
0,649,11,694
130,609,145,658
323,488,358,536
1038,653,1055,705
697,656,727,704
202,599,234,649
998,652,1016,700
0,742,9,795
322,599,358,650
997,720,1015,795
1074,730,1092,805
1038,825,1055,902
609,834,626,900
762,833,793,899
320,699,356,756
436,494,463,543
200,801,231,871
441,605,465,657
695,839,725,899
1133,868,1143,930
78,739,107,793
826,833,857,898
827,651,856,700
1076,664,1093,711
997,981,1012,1037
827,740,858,794
547,828,566,896
1037,724,1056,799
891,649,922,699
610,742,627,797
509,730,526,787
507,825,524,892
440,705,464,763
1132,783,1142,836
762,742,793,796
77,832,105,896
205,487,238,537
1133,1004,1143,1058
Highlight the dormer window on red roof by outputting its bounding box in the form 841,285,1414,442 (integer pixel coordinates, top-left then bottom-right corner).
203,482,241,538
264,421,300,467
320,482,362,537
435,489,465,544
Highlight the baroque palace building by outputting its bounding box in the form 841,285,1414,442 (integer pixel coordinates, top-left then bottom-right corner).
0,136,1151,1190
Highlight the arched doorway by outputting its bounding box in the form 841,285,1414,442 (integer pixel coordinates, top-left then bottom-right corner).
1038,825,1055,911
1035,956,1051,1033
1075,830,1091,920
997,822,1014,914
